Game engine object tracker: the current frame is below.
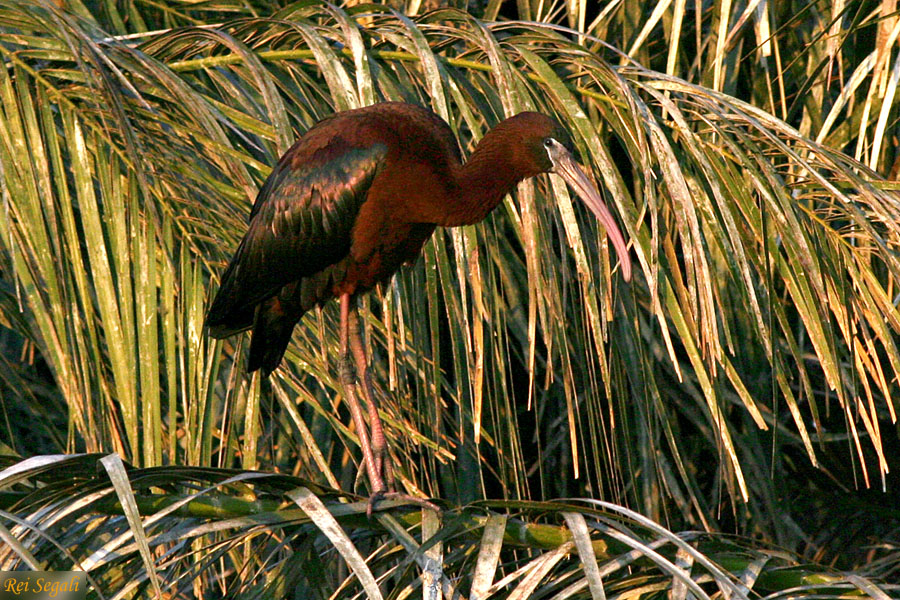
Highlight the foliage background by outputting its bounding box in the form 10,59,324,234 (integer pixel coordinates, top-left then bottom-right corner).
0,0,899,597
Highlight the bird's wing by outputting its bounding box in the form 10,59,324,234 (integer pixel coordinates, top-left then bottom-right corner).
206,140,387,337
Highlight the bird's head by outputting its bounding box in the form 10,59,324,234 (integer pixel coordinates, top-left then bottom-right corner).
509,112,633,282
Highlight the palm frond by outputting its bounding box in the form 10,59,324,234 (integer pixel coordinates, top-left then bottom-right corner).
3,454,894,599
0,0,898,580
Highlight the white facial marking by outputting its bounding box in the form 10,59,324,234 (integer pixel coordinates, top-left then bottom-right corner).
544,137,557,163
544,138,564,169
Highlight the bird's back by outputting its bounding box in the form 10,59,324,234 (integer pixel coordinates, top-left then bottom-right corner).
206,103,461,340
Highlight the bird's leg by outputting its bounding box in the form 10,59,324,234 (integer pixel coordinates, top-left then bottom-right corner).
344,298,440,515
339,294,386,496
348,308,394,491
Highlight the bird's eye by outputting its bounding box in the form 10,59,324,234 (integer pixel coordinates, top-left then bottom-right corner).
543,138,554,148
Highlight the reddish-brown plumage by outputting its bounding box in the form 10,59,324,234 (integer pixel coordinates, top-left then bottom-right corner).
206,102,631,502
207,102,631,375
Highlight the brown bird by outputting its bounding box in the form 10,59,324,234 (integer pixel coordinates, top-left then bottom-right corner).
206,102,631,502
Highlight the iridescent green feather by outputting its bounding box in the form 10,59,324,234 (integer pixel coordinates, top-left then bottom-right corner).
206,143,387,337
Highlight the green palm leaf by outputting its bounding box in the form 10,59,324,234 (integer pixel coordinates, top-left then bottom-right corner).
3,454,893,598
1,0,898,594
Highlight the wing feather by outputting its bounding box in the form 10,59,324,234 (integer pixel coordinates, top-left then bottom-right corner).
206,138,387,337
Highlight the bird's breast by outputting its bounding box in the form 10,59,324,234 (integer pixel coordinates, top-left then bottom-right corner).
330,127,456,296
338,219,436,295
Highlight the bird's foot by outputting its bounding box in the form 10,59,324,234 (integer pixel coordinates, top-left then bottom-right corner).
366,490,441,517
371,443,394,491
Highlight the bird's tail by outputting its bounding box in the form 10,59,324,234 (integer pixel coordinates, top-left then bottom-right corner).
247,296,303,375
206,262,257,338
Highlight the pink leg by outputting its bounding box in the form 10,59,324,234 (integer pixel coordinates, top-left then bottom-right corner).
339,294,386,495
339,296,439,514
348,308,394,490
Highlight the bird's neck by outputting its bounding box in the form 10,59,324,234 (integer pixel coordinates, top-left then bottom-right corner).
439,130,536,227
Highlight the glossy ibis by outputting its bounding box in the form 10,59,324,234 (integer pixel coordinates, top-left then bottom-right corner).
206,102,631,503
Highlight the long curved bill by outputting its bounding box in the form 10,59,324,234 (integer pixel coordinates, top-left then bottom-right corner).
552,149,632,282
